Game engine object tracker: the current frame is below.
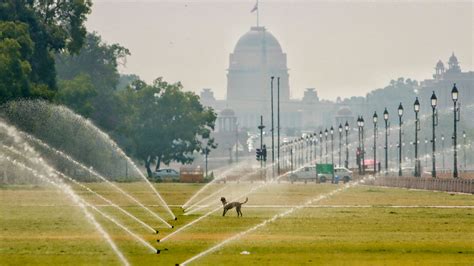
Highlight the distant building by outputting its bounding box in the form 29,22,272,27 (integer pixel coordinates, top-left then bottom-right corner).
420,53,474,109
200,25,340,138
199,26,472,156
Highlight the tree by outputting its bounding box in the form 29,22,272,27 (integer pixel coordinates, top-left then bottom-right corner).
120,78,217,177
0,22,32,104
0,0,92,99
56,32,130,91
56,73,96,117
55,32,130,131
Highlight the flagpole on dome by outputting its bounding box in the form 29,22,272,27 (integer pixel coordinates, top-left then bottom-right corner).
251,0,259,27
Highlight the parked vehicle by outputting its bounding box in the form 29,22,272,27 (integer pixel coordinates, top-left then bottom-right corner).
289,166,317,182
152,168,180,182
334,167,353,183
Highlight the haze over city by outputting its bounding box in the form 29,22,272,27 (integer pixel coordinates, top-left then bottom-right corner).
87,0,473,100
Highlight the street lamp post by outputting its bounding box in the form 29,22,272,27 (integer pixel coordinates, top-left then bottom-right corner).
270,77,275,170
325,129,328,164
308,135,311,163
313,134,317,162
383,108,389,174
330,126,334,182
319,131,323,163
338,124,343,167
235,123,239,163
258,115,265,169
361,116,365,175
431,91,438,178
290,141,294,173
373,112,378,174
414,97,420,177
463,131,466,171
452,83,460,178
357,116,362,174
300,137,304,165
345,121,349,169
398,103,404,176
277,77,281,176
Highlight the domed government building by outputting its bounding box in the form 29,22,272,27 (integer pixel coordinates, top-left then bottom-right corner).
199,25,473,156
200,26,339,135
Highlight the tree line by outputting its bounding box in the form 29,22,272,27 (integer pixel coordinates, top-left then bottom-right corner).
0,1,217,177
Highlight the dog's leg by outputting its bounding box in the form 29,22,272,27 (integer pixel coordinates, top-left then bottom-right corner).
222,209,227,216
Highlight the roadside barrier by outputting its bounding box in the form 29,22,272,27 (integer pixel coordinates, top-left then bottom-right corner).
365,176,474,194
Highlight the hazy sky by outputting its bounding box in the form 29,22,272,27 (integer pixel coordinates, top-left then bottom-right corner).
87,0,473,100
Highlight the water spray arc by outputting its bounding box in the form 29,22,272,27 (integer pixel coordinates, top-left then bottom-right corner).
2,144,157,233
3,101,175,219
178,175,375,266
1,155,157,254
161,155,323,242
0,154,131,266
181,160,251,210
21,133,173,228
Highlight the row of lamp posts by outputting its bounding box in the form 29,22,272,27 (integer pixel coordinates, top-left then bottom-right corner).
265,78,464,180
359,83,461,178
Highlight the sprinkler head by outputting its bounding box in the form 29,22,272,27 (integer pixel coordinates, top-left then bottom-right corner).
155,230,159,234
174,217,178,221
175,264,179,266
157,239,160,243
171,225,174,228
156,249,161,254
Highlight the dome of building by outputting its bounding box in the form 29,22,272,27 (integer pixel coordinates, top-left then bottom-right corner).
336,107,353,117
449,52,458,64
436,60,444,69
233,26,282,53
220,108,235,117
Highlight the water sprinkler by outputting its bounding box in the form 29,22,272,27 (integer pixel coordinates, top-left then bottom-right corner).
171,225,174,228
156,230,159,234
156,249,161,254
174,217,178,221
157,239,160,243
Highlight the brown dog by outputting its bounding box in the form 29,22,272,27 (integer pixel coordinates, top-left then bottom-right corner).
221,197,248,217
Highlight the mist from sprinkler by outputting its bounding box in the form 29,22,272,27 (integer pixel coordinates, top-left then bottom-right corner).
1,154,158,254
178,175,376,265
4,142,159,233
181,160,251,209
0,152,131,266
21,133,173,228
2,100,175,220
160,158,317,243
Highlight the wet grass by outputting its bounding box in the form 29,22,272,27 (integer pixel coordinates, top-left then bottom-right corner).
1,182,473,265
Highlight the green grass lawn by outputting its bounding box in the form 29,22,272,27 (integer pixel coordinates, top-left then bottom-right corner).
1,182,473,265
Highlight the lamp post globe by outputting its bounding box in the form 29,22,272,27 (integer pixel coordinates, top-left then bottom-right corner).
414,97,420,113
452,83,459,102
431,91,438,108
398,103,404,117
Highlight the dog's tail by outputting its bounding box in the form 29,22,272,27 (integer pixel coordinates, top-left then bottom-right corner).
241,197,248,205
